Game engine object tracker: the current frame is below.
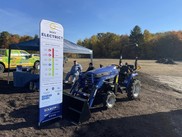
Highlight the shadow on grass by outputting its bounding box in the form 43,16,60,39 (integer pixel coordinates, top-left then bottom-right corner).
0,80,31,94
0,96,133,130
73,109,182,137
0,104,73,130
0,104,182,137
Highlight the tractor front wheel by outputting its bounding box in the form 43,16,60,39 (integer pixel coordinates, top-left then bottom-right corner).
103,91,116,109
127,79,141,100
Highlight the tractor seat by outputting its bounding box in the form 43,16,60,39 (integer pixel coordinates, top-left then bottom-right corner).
120,66,130,74
119,66,130,83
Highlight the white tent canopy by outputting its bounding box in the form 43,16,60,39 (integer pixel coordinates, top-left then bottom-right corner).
63,39,92,54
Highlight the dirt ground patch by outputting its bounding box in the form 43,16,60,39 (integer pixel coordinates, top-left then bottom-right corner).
0,59,182,137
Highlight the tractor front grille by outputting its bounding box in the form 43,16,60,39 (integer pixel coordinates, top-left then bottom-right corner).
85,73,99,87
85,73,94,87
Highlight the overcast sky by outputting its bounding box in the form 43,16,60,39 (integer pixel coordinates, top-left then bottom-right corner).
0,0,182,42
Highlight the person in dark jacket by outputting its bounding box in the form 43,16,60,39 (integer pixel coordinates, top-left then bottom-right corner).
86,62,95,72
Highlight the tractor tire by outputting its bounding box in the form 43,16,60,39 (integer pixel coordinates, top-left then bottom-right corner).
103,91,116,109
127,79,141,100
0,63,5,73
34,61,40,69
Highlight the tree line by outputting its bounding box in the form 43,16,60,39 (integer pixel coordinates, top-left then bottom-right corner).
0,31,38,49
1,26,182,60
77,26,182,60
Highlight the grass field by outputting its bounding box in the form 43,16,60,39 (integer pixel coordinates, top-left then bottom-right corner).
1,58,181,92
64,58,182,92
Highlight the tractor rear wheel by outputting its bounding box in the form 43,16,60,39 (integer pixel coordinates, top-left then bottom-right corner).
103,91,116,109
127,79,141,100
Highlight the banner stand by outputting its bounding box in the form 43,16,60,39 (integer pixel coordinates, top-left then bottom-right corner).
39,19,64,126
38,117,62,127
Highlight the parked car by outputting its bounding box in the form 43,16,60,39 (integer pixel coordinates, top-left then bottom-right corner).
0,49,39,73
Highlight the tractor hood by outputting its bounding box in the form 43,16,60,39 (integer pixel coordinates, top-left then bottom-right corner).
86,65,119,78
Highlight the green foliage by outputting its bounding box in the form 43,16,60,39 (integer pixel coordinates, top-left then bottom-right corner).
1,27,182,60
0,31,33,49
0,31,11,48
153,32,182,59
77,26,182,60
129,25,144,45
77,32,125,58
143,29,153,42
34,34,39,39
19,35,33,42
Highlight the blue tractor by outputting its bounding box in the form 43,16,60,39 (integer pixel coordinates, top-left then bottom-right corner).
63,60,141,123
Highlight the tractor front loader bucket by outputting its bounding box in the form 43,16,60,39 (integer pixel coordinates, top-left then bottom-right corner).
63,92,91,123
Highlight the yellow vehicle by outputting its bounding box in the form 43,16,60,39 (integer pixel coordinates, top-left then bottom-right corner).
0,49,39,73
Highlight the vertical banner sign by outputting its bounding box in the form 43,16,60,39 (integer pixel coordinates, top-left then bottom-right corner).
39,19,63,125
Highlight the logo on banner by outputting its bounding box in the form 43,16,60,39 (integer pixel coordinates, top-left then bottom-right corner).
50,23,62,32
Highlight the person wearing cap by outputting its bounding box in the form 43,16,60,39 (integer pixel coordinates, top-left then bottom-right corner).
100,64,103,68
64,60,82,83
86,62,95,72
